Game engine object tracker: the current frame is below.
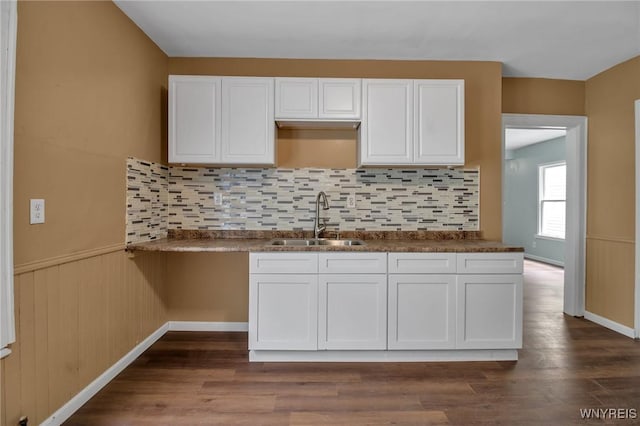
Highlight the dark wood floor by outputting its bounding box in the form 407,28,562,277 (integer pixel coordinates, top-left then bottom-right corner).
65,261,640,425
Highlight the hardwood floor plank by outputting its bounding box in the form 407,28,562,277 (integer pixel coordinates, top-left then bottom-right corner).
275,394,424,413
290,410,449,425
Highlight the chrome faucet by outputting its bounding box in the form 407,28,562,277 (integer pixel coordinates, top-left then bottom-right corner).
314,191,330,239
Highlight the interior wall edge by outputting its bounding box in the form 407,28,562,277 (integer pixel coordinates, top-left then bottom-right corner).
586,235,634,245
13,243,126,275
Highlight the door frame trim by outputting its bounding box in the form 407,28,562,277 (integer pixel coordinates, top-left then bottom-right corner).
635,99,640,338
502,113,587,317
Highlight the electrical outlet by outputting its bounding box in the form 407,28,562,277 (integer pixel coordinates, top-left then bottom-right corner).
347,193,356,209
532,240,537,248
213,193,223,206
30,199,45,224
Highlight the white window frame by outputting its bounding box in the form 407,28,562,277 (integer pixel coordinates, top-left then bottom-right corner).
0,0,17,359
537,161,566,241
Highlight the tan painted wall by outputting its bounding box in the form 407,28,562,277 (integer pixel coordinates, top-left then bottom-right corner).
584,56,640,327
14,1,167,266
166,253,249,322
277,128,358,169
502,77,585,115
2,2,169,423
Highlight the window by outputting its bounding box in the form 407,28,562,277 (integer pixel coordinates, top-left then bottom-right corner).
538,162,566,239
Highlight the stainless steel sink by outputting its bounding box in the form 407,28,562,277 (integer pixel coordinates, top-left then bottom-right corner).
268,238,366,247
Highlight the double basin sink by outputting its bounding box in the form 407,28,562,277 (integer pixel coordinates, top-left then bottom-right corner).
268,238,366,247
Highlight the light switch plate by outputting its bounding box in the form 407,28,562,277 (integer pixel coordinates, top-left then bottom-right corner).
30,199,45,224
213,193,223,206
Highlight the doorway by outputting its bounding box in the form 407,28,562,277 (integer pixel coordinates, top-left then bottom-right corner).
502,114,587,317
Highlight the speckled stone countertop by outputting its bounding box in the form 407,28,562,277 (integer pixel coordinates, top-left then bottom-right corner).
126,230,524,253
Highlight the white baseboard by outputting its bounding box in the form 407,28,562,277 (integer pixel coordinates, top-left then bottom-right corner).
524,253,564,267
584,310,635,339
250,349,518,362
168,321,248,332
41,322,170,426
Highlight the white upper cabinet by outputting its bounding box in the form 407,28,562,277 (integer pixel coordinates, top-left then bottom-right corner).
169,74,462,166
414,80,464,165
275,78,318,119
221,77,275,165
169,75,274,165
360,79,413,165
275,78,361,120
168,75,221,164
318,79,361,119
360,78,465,166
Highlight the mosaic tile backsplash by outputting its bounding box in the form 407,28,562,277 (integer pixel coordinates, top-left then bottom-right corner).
168,167,479,232
126,158,168,244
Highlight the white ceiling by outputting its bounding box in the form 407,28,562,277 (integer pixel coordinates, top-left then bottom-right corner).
505,128,566,151
114,1,640,80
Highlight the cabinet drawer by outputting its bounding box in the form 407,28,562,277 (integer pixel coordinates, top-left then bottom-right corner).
457,253,523,274
318,253,387,274
250,253,318,274
388,252,456,274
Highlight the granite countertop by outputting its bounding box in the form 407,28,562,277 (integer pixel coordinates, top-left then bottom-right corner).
127,230,524,253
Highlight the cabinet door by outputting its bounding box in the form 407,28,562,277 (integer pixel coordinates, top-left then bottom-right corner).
360,79,413,165
456,274,523,349
168,76,221,164
249,274,318,350
318,274,387,350
275,78,318,119
318,78,361,119
221,77,275,164
414,80,464,165
388,274,456,349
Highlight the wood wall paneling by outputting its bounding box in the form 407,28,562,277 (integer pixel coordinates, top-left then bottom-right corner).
2,251,167,426
585,238,635,328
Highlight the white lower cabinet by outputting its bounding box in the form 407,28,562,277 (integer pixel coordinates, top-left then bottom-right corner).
318,274,387,350
388,274,456,349
456,274,523,349
249,251,523,360
249,274,318,350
